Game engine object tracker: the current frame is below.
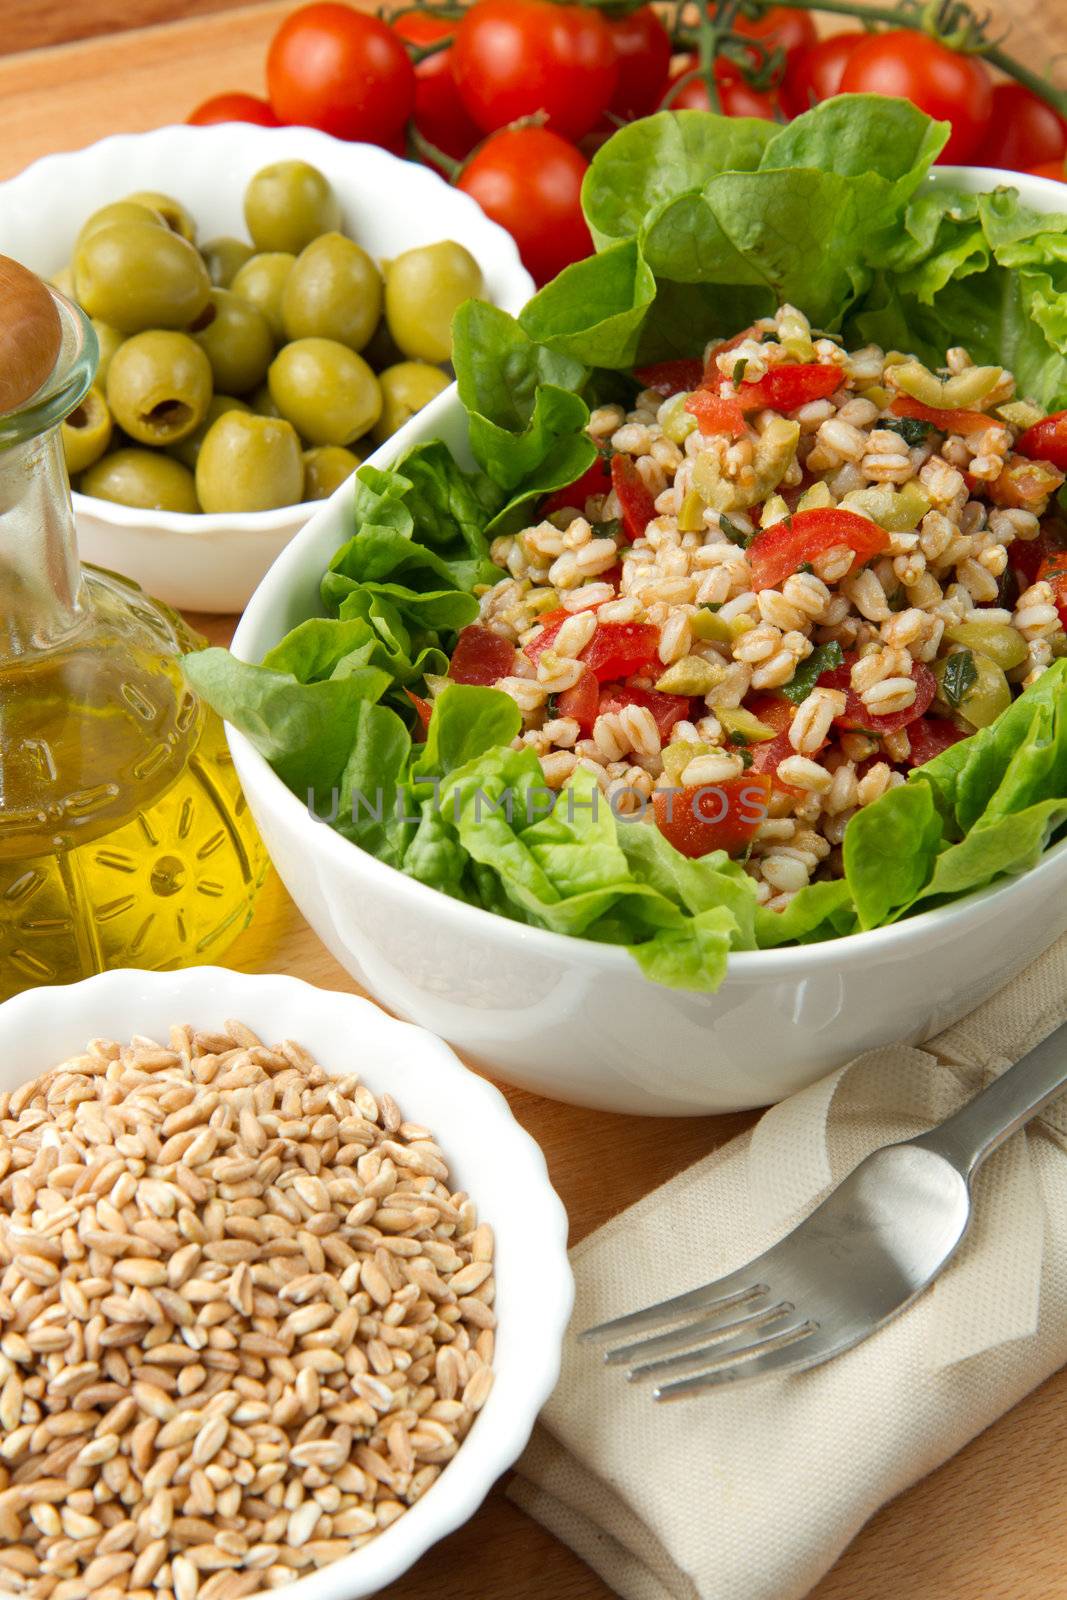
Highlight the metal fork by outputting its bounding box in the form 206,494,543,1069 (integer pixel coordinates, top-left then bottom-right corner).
582,1021,1067,1399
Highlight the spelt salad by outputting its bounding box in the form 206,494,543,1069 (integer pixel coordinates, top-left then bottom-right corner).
190,94,1067,992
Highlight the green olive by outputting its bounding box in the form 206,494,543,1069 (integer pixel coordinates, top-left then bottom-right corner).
384,241,484,364
302,444,362,500
75,201,164,251
74,222,212,332
125,191,197,244
105,330,213,446
943,619,1029,672
243,162,341,255
81,447,199,513
62,385,113,476
169,394,250,470
201,236,255,289
91,320,125,385
934,647,1012,729
195,411,304,513
267,337,381,447
188,289,273,395
230,253,295,344
281,233,382,353
50,264,76,299
249,382,281,419
372,361,450,445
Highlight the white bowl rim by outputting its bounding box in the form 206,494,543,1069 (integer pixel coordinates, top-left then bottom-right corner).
3,122,532,542
227,157,1067,981
0,964,573,1600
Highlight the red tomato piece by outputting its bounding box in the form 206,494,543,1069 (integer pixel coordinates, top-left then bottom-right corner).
906,715,968,767
748,508,890,592
738,363,842,412
599,683,692,738
890,394,993,436
1010,520,1067,587
540,455,612,516
743,693,807,794
653,774,773,859
985,453,1065,509
781,32,865,116
611,454,657,543
187,93,280,127
633,358,705,396
405,689,433,740
582,622,661,683
1038,555,1067,627
819,656,937,734
447,624,516,685
972,83,1067,173
1017,410,1067,471
391,13,482,163
684,389,747,438
554,667,599,734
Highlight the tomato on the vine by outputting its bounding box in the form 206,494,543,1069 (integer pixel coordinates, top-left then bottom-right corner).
267,3,415,145
187,92,280,127
661,56,778,119
972,83,1067,172
732,6,817,67
839,31,993,164
606,5,673,120
452,0,616,142
457,126,593,285
781,31,865,115
1030,160,1067,182
391,13,482,163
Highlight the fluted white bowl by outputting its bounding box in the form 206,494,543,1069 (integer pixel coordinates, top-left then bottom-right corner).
0,124,533,612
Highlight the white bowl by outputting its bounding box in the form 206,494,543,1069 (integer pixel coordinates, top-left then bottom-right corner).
0,965,572,1598
225,166,1067,1117
0,124,534,613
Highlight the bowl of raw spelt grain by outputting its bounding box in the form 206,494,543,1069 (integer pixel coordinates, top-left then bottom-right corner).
0,965,571,1599
222,167,1067,1116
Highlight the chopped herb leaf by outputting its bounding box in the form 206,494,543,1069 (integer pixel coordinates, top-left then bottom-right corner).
941,648,978,708
732,357,749,387
718,513,752,548
797,561,815,575
738,748,754,768
599,517,625,544
730,733,751,748
780,640,845,705
884,416,934,447
759,331,778,344
704,601,723,613
546,693,560,719
887,584,908,612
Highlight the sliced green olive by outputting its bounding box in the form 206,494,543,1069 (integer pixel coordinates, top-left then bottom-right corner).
661,741,709,785
659,392,697,445
715,705,777,742
934,647,1011,729
654,656,725,695
693,417,799,512
889,358,1003,410
943,620,1029,673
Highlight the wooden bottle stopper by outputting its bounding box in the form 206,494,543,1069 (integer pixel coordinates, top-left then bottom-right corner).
0,254,63,415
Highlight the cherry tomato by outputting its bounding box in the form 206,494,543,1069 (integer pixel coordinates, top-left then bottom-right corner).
452,0,616,142
554,668,599,734
391,13,481,163
267,3,415,145
599,684,692,738
840,32,992,164
541,455,612,516
906,716,968,767
457,127,593,286
187,93,280,127
1029,160,1067,182
685,390,747,437
653,774,773,858
634,359,705,396
661,57,778,119
733,6,817,67
610,455,657,542
781,31,865,116
405,689,433,739
748,508,890,592
448,624,516,685
891,394,993,436
819,656,937,734
1017,410,1067,470
738,363,842,410
972,83,1067,173
607,6,672,120
984,454,1065,510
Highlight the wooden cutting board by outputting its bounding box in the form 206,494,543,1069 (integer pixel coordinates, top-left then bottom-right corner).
1,6,1065,1597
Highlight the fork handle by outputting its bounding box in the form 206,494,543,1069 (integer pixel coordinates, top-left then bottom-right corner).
914,1020,1067,1180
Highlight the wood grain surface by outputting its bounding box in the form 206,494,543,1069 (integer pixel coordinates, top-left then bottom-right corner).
2,3,1063,1596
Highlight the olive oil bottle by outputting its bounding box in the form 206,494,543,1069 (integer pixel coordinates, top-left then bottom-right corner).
0,257,265,998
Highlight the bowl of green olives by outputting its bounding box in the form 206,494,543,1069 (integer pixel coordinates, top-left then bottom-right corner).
0,124,533,612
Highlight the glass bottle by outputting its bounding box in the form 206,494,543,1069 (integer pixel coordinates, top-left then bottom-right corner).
0,264,265,999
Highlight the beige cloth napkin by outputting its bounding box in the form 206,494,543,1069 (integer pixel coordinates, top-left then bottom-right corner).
509,934,1067,1600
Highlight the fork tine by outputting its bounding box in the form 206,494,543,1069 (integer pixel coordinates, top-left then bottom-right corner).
580,1265,770,1343
603,1289,781,1367
630,1307,806,1382
653,1320,823,1401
